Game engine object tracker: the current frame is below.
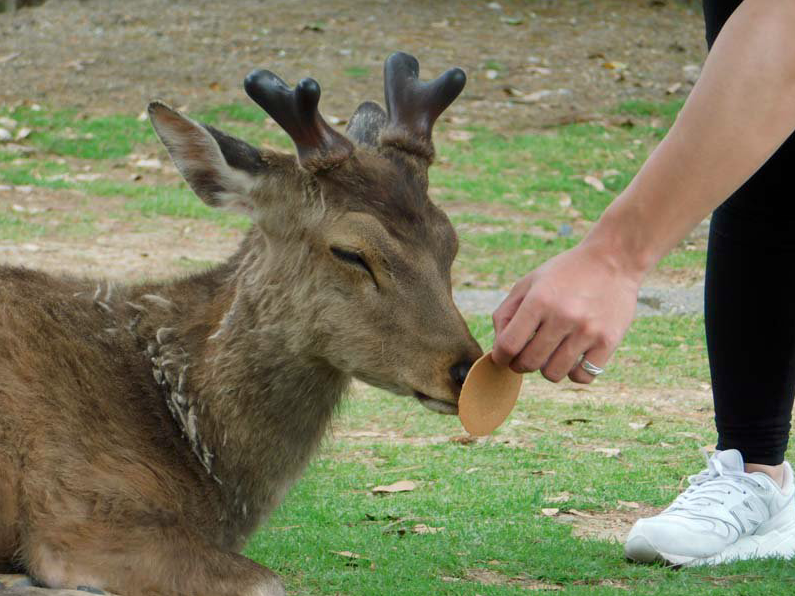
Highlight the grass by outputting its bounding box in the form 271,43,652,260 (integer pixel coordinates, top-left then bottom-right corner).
0,99,701,286
2,98,793,594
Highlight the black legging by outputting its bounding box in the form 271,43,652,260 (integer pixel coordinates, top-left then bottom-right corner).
703,0,795,464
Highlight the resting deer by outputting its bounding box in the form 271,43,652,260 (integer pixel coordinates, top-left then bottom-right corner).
0,52,482,596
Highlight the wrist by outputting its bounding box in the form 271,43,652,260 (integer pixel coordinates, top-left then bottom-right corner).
581,207,658,284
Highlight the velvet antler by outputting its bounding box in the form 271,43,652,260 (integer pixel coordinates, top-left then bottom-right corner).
381,52,466,160
244,70,353,172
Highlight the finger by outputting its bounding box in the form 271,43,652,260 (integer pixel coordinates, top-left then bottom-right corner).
541,332,594,383
492,291,523,337
509,320,569,374
568,345,611,384
492,294,542,367
492,274,534,336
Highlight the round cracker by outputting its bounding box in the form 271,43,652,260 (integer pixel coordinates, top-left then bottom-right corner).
458,351,523,436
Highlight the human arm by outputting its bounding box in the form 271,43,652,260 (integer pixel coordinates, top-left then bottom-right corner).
491,0,795,382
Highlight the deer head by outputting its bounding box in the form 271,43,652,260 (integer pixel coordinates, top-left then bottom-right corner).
148,52,482,415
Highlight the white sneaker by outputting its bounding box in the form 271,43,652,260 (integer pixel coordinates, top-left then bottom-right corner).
624,449,795,566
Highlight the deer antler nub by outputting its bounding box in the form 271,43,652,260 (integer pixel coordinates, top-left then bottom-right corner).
382,52,467,160
244,69,353,171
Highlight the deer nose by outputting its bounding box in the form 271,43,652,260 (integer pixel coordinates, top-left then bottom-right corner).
450,360,473,388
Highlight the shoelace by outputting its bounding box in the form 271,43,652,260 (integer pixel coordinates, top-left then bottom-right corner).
668,450,766,513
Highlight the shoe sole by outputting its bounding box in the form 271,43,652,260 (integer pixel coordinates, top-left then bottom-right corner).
625,519,795,567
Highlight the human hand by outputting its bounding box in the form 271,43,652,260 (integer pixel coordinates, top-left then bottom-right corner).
491,242,642,383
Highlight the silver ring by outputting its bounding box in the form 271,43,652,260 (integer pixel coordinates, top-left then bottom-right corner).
580,359,605,376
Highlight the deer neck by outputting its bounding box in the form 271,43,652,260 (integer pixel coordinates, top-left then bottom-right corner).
135,230,349,528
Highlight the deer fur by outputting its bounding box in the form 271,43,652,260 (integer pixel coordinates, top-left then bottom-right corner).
0,57,481,596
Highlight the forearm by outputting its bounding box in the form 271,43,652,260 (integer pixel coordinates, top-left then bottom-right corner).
587,0,795,278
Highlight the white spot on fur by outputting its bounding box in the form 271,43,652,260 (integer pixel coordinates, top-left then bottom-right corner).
156,327,176,345
142,294,176,309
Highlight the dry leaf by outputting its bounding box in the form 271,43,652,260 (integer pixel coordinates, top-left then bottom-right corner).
134,158,163,170
531,470,556,476
562,417,589,425
594,447,621,458
666,82,682,95
15,127,31,140
566,509,594,518
412,524,445,535
541,508,559,517
628,421,653,430
371,480,416,494
617,500,640,510
583,175,605,191
208,81,221,91
548,491,571,504
602,61,627,71
331,550,366,560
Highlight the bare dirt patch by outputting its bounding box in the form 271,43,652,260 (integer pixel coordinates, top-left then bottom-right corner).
558,504,662,542
1,0,705,133
0,186,242,281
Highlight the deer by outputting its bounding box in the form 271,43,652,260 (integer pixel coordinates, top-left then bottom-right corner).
0,52,482,596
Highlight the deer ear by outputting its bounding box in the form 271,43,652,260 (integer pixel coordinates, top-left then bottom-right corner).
345,101,387,147
148,101,263,213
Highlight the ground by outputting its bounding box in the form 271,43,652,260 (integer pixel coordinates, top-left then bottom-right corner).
4,1,794,596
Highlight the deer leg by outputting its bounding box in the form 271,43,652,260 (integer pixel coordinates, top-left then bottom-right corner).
24,523,284,596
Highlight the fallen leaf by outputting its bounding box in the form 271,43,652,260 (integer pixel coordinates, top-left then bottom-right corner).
208,81,221,91
0,128,11,142
541,508,559,517
562,417,590,425
531,470,556,476
502,86,524,97
666,82,682,95
602,61,627,71
134,158,163,169
548,491,571,503
583,175,605,192
500,16,523,25
565,509,594,518
0,117,16,129
412,524,445,535
465,467,481,474
628,421,653,430
15,127,31,140
617,500,640,510
594,448,621,458
332,550,361,558
372,480,416,494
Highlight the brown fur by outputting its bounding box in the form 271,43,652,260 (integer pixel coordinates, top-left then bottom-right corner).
0,79,481,596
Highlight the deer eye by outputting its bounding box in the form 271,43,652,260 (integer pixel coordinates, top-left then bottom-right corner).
330,247,377,285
